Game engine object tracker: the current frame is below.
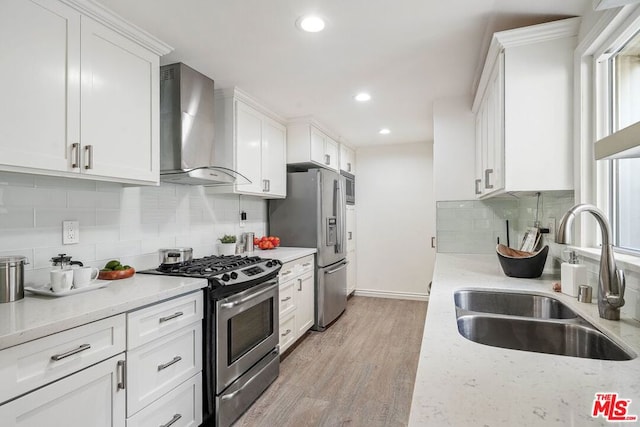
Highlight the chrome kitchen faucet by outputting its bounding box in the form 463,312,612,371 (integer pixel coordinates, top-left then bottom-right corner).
556,204,625,320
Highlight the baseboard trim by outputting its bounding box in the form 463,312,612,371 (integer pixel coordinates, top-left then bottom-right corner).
353,288,429,302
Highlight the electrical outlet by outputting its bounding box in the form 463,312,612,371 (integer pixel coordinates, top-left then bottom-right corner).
63,221,79,244
547,217,556,242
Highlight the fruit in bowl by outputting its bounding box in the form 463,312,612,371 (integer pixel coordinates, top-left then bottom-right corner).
254,236,280,250
98,260,135,280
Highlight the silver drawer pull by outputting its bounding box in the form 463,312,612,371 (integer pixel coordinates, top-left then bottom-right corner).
159,414,182,427
117,360,126,390
281,329,292,337
280,270,292,276
159,311,183,323
281,296,292,302
158,356,182,371
302,263,312,267
51,343,91,361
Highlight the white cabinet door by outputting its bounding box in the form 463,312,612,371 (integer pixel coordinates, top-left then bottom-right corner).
325,137,339,171
346,205,356,253
340,144,355,174
310,127,326,165
0,0,80,173
262,117,287,197
235,101,264,194
346,251,357,296
295,272,314,336
80,17,159,183
483,54,504,195
0,354,125,427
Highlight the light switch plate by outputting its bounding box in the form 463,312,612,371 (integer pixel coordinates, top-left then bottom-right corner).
63,221,79,244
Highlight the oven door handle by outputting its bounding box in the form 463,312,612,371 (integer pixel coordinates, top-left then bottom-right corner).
219,280,278,309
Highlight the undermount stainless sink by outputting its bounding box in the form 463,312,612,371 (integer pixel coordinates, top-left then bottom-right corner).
454,289,577,319
456,314,633,361
454,289,635,361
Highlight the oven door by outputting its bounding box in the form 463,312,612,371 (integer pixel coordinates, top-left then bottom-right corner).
215,279,279,394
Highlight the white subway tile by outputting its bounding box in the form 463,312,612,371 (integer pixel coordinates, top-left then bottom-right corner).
0,208,35,229
83,226,121,244
95,240,142,260
141,236,176,254
96,209,120,226
35,208,95,228
0,172,35,188
35,176,96,191
0,249,34,269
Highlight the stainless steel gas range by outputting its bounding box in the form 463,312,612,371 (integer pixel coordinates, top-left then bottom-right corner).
139,254,282,427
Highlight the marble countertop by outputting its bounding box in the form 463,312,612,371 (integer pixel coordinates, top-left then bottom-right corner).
409,253,640,426
251,247,316,264
0,273,207,350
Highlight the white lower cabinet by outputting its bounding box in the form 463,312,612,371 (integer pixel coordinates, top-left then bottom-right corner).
126,372,202,427
278,255,315,353
126,323,202,416
125,292,203,425
0,291,203,427
0,353,125,427
346,205,357,295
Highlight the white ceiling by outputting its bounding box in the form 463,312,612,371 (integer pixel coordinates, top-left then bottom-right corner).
99,0,591,147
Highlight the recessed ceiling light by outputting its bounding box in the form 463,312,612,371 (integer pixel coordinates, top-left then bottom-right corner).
354,92,371,102
379,128,391,135
297,15,325,33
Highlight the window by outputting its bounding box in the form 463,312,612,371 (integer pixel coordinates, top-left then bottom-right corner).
607,29,640,253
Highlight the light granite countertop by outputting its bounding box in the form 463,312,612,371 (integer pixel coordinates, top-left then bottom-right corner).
0,274,207,350
252,247,316,264
409,253,640,426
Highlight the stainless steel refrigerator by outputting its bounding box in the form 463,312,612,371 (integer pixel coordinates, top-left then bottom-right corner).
269,168,348,331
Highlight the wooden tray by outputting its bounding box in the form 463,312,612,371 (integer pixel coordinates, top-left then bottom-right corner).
98,267,135,280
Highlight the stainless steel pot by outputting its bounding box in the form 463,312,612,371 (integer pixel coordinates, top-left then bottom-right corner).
159,248,193,265
1,255,29,303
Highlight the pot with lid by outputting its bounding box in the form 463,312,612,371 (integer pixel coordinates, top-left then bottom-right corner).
159,248,193,265
1,255,29,303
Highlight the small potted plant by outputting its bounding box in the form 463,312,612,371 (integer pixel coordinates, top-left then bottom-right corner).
218,235,237,256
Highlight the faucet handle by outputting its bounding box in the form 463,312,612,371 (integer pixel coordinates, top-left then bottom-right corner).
606,269,626,308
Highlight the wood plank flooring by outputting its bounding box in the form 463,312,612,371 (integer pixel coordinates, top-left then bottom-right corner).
235,296,428,427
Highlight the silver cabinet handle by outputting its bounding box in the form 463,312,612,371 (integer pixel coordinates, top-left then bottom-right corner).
84,145,93,170
266,179,270,192
302,263,312,267
281,296,292,302
348,231,353,240
297,278,302,291
159,311,183,323
51,343,91,361
484,169,494,189
324,154,330,165
431,237,436,248
117,359,126,390
280,270,293,278
159,414,182,427
158,356,182,371
347,162,352,172
475,179,482,195
262,179,268,192
281,329,292,337
71,143,80,169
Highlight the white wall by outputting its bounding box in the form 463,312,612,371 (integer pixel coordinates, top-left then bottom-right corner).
355,142,434,300
0,172,267,286
433,96,476,201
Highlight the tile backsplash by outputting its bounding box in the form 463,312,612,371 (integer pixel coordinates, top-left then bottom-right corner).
436,192,640,321
0,172,267,286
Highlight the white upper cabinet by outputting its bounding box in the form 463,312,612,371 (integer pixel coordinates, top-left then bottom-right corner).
0,0,170,185
213,88,287,198
472,17,579,198
287,122,340,172
340,143,356,175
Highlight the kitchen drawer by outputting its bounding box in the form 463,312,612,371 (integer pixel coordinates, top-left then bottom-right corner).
126,372,202,427
0,315,125,404
279,281,295,317
297,255,314,275
126,322,202,416
127,291,203,349
279,263,296,282
279,314,295,353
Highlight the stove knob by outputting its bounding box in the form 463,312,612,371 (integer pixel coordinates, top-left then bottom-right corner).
221,273,230,282
230,272,238,280
266,261,273,268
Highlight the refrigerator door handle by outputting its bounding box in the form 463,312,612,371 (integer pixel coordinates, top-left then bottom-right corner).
335,179,345,254
325,261,348,275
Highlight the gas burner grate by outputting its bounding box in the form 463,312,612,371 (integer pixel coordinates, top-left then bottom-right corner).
156,255,264,277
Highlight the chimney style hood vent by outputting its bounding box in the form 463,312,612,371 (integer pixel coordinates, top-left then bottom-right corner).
159,63,249,186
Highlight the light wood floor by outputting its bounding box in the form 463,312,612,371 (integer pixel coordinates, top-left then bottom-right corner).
235,296,428,427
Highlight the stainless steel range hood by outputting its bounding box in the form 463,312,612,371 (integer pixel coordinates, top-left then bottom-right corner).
159,63,249,185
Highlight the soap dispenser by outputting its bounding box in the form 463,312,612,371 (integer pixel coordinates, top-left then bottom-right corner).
561,250,587,297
